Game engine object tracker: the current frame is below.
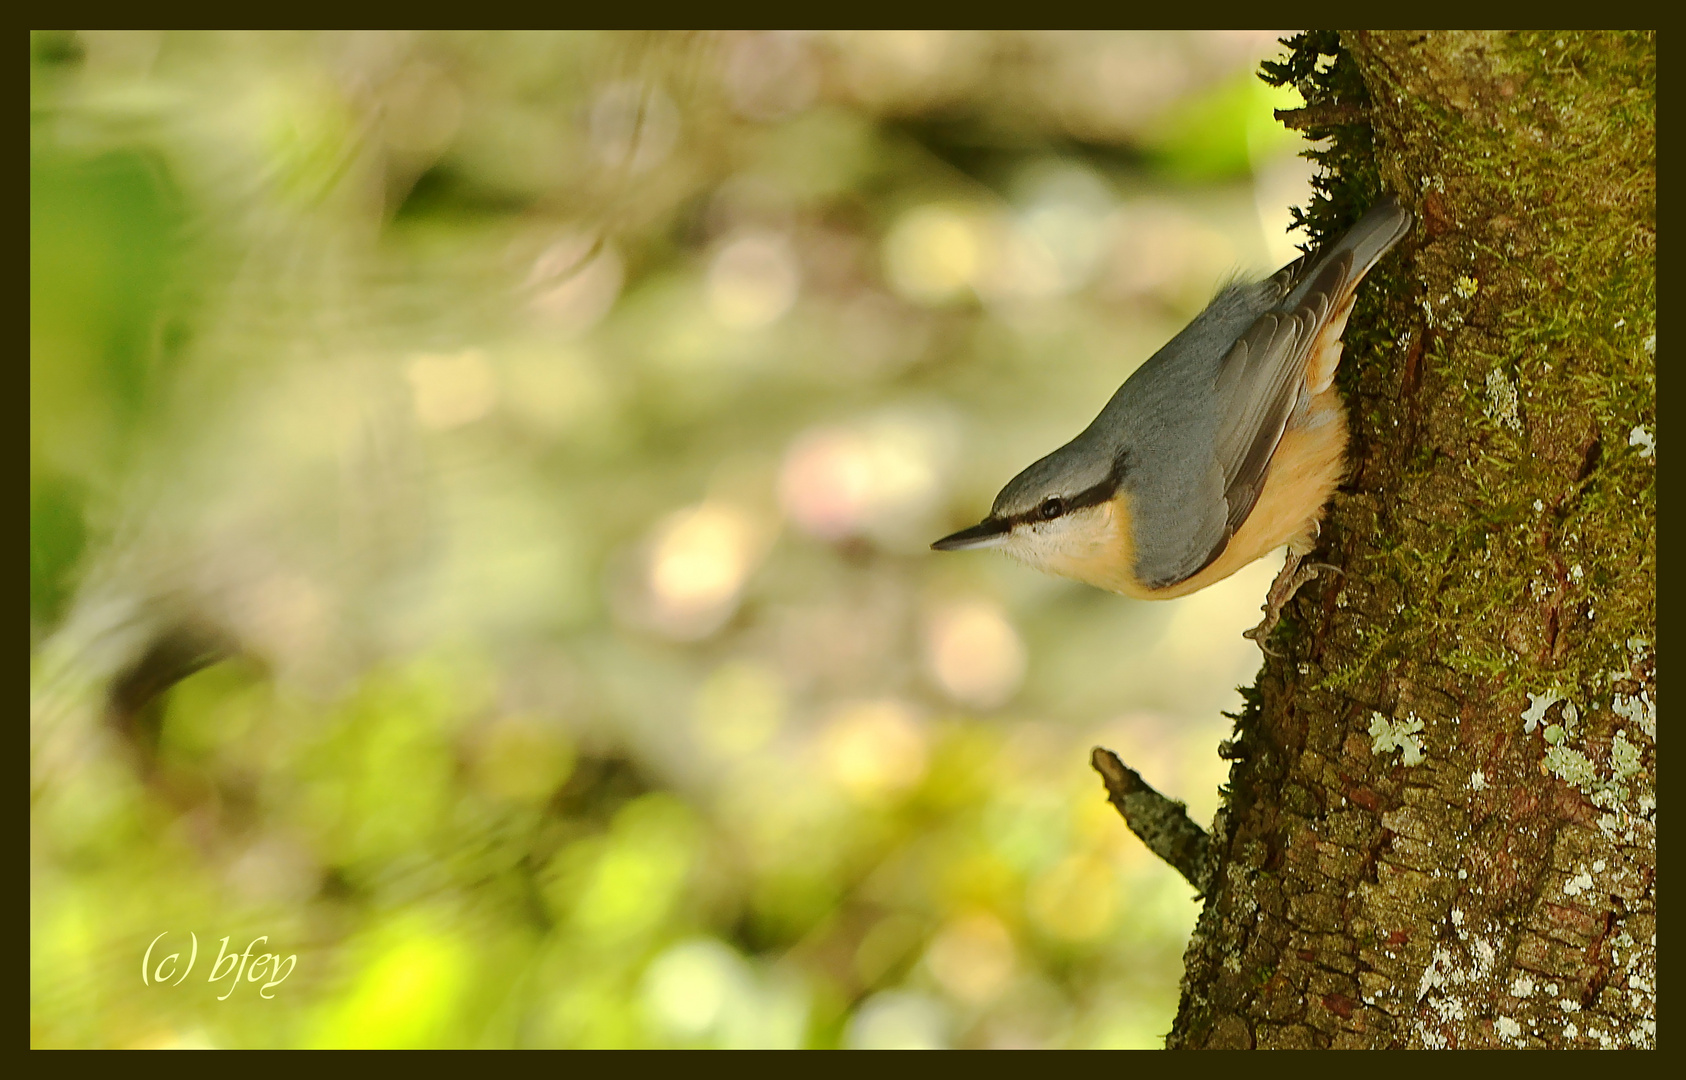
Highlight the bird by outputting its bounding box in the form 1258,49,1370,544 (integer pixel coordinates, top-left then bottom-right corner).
932,198,1413,646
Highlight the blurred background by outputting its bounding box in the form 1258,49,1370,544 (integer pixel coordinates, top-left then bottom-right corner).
31,30,1318,1049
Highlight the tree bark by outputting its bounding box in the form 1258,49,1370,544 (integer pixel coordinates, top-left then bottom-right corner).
1166,31,1655,1050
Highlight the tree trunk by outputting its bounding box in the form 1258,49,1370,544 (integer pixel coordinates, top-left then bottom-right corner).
1166,31,1655,1050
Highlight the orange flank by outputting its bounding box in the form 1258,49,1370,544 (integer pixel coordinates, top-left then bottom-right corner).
1043,386,1349,602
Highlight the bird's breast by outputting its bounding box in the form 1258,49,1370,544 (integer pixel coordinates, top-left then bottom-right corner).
1024,494,1161,600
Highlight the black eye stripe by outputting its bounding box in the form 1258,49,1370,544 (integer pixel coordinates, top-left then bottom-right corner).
1007,478,1118,528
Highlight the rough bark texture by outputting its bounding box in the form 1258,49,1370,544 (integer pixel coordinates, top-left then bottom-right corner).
1168,32,1655,1050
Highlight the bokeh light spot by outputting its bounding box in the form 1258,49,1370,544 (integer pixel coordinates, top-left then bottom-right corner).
821,699,927,803
642,938,746,1039
641,937,811,1048
406,349,497,430
883,204,987,304
1028,854,1119,942
777,410,955,547
693,659,787,757
922,596,1027,709
554,794,699,941
528,237,624,336
706,232,800,329
924,912,1017,1005
619,502,773,641
310,913,472,1048
723,32,819,122
845,990,951,1050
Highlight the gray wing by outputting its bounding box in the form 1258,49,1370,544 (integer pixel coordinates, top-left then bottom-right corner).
1122,199,1412,590
1113,274,1331,591
1182,201,1412,580
1206,255,1344,545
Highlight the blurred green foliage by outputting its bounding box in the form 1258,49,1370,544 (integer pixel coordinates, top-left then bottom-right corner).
29,146,183,626
31,31,1314,1048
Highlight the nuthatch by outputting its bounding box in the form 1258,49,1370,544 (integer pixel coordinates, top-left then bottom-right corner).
933,198,1412,644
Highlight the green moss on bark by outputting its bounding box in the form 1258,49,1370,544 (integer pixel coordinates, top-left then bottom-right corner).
1175,31,1654,1050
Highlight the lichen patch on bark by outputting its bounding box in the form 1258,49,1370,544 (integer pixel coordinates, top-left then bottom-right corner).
1170,31,1653,1050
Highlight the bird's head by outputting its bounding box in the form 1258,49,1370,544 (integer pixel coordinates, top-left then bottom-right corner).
932,440,1132,587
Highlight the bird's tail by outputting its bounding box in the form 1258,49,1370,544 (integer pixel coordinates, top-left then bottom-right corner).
1289,197,1414,311
1291,197,1414,397
1335,197,1414,282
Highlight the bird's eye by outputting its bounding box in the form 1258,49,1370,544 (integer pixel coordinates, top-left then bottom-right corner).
1039,497,1064,521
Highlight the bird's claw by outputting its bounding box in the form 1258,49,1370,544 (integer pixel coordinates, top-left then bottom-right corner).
1244,557,1343,651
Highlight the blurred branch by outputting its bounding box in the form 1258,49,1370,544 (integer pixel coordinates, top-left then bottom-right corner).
1274,103,1370,131
1090,747,1212,894
106,624,231,771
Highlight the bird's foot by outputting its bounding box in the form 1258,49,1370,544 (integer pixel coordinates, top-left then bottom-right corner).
1243,557,1344,652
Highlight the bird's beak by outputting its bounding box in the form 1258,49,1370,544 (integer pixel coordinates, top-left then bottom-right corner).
931,518,1010,551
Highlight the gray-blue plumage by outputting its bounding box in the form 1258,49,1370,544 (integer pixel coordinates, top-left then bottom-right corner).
988,199,1413,590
